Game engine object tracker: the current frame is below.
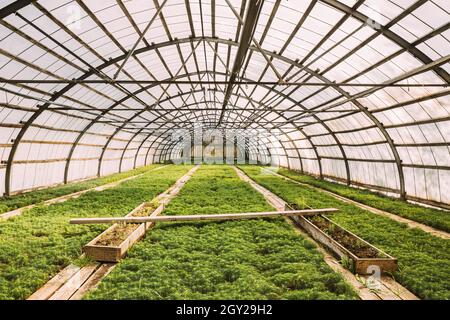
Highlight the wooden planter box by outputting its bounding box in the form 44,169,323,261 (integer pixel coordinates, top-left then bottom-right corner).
286,204,397,275
83,203,164,262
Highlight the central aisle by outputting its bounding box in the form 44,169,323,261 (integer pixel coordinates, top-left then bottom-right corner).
86,165,357,300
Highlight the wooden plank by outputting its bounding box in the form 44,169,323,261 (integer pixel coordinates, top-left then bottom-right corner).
375,284,402,300
69,263,116,300
82,166,200,262
70,209,339,225
321,252,381,300
292,215,352,259
27,264,80,300
290,211,398,275
0,206,32,220
48,264,99,300
359,276,402,301
381,276,419,300
115,224,147,259
84,244,123,263
355,258,398,275
82,204,158,262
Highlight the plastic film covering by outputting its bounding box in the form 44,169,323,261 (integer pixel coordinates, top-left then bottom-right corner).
0,0,448,207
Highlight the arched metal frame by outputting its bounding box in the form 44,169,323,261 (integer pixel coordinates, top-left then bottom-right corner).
94,77,319,176
0,0,449,207
154,126,278,165
95,80,298,173
136,111,291,166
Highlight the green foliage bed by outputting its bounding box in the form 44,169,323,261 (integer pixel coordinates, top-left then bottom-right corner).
0,164,162,214
277,168,450,233
239,166,450,300
0,165,192,300
86,166,357,300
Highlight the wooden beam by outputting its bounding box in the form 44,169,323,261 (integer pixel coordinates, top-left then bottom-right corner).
70,209,339,225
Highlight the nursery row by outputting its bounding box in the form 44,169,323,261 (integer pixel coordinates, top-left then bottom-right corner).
0,165,192,300
0,164,162,214
239,166,450,300
277,168,450,233
86,166,358,300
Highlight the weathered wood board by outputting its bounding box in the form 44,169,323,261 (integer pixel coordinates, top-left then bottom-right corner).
82,165,199,262
82,204,164,262
70,208,339,225
288,207,397,275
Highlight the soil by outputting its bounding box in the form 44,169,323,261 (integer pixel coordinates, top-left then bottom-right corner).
93,202,157,246
287,202,380,258
94,223,138,246
132,203,156,217
307,216,381,258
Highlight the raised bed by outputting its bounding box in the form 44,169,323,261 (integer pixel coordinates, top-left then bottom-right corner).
83,202,164,262
82,166,199,263
286,203,397,275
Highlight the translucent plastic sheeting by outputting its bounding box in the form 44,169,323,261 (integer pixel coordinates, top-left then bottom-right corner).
0,0,448,207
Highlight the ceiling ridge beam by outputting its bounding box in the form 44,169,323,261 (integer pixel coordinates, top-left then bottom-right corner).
218,0,263,126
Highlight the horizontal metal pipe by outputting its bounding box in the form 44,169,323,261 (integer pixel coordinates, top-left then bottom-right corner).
46,107,357,113
0,79,447,87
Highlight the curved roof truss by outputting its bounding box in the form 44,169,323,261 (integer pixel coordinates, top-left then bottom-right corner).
0,0,448,207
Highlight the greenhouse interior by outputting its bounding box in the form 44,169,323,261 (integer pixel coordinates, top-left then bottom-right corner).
0,0,449,303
